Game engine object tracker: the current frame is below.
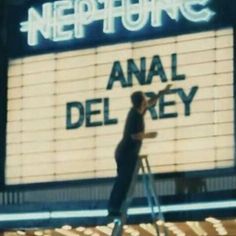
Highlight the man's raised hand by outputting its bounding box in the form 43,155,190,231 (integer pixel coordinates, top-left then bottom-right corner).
160,84,172,95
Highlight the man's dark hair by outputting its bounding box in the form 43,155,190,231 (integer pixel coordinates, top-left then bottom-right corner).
131,91,143,109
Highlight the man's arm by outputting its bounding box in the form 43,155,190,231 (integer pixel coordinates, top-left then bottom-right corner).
147,84,172,107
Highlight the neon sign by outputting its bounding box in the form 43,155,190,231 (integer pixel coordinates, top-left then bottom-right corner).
20,0,215,46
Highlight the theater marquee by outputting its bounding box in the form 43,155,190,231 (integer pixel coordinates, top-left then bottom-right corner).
3,0,235,185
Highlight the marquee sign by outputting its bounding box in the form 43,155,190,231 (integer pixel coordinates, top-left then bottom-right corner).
20,0,215,46
6,28,234,184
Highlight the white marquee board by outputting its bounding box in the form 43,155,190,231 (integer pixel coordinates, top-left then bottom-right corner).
6,28,235,184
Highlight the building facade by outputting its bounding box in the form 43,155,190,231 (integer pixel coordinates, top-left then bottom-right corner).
0,0,236,229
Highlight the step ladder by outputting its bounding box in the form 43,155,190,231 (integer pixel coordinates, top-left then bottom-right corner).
111,155,168,236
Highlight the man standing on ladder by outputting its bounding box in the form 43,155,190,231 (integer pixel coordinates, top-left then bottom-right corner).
108,84,172,219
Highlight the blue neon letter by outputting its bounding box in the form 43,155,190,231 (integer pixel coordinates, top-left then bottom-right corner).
122,0,149,31
20,3,53,46
151,0,181,27
74,0,96,38
53,1,74,42
181,0,215,22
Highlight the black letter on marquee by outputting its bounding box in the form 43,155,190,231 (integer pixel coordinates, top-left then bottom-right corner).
177,86,199,116
159,90,178,119
86,98,103,127
66,102,84,129
127,57,146,86
106,61,127,90
171,53,186,81
146,55,168,84
104,98,118,125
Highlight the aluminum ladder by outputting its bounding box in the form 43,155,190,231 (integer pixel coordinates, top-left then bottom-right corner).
111,155,168,236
